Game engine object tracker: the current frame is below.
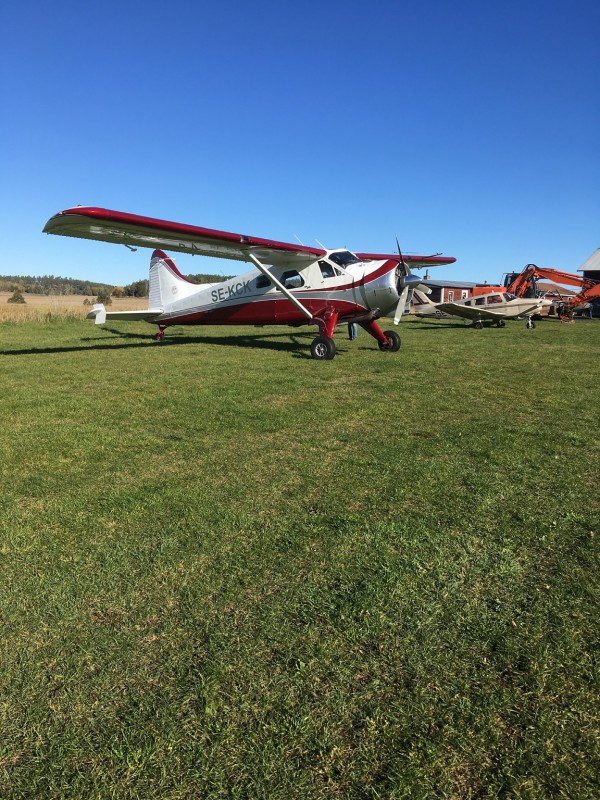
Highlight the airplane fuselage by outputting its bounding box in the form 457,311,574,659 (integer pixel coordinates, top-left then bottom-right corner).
413,290,548,322
154,251,401,328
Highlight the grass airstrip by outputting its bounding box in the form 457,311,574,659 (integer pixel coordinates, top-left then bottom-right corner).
1,304,598,799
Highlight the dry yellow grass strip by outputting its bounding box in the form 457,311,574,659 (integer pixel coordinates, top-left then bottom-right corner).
0,292,146,322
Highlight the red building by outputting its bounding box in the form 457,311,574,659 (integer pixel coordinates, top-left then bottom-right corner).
420,280,503,303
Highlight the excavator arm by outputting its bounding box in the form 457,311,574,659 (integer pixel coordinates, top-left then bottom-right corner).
507,264,600,315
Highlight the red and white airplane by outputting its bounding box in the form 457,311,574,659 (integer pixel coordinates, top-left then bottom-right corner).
43,207,456,360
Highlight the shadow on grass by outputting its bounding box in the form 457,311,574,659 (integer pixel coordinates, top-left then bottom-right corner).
407,321,473,330
0,328,334,359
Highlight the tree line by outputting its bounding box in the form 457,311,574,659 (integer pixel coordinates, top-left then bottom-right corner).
0,275,113,296
1,272,232,298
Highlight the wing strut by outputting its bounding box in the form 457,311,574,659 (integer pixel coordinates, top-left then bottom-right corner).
248,253,313,320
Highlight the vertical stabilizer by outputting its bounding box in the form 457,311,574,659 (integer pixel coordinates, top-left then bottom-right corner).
148,250,211,309
411,288,442,318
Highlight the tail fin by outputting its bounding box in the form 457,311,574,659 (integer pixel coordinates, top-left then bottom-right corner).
148,250,213,308
412,289,440,318
87,303,107,324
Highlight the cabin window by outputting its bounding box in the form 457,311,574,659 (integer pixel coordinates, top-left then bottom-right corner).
319,261,336,279
464,299,472,306
475,297,486,306
487,294,503,304
329,250,361,268
256,275,271,288
280,270,305,289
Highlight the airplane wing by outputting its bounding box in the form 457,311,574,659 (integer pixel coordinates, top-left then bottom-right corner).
44,207,456,269
356,252,456,268
436,303,506,321
44,207,325,268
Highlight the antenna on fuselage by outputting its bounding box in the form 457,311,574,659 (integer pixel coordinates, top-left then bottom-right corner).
294,234,305,246
315,239,327,250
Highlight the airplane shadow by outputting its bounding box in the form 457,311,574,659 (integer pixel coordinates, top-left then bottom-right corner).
408,322,472,330
0,328,334,359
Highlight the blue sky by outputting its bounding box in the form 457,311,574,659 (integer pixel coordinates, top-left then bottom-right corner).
1,0,598,286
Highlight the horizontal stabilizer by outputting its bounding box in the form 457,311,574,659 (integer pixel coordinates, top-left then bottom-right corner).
86,304,163,324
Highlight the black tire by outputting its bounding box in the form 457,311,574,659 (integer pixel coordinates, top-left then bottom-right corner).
378,330,401,352
473,321,483,330
310,335,336,360
527,319,536,329
496,319,506,328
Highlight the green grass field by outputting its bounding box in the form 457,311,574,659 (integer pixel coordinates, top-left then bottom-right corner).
1,317,598,799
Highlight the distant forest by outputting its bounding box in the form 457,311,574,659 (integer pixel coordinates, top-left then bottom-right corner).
0,272,233,298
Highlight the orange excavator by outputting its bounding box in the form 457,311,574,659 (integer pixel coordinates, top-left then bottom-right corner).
504,264,600,320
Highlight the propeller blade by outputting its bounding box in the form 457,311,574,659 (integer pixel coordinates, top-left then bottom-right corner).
394,236,423,323
394,285,410,324
395,235,408,275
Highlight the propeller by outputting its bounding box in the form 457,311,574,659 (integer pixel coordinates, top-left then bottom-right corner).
392,236,424,324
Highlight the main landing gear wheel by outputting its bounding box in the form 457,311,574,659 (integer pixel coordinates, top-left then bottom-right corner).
526,318,536,329
378,330,401,352
473,320,484,330
496,319,506,328
310,335,336,360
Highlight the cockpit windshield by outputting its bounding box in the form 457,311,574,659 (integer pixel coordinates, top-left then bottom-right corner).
329,250,361,268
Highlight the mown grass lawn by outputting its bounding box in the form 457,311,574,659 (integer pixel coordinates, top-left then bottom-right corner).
1,317,598,799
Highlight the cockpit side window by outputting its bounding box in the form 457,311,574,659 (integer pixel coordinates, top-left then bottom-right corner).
256,275,271,288
487,294,502,304
318,260,336,279
475,297,486,305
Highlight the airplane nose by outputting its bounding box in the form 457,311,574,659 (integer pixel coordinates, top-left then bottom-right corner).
397,271,424,293
392,270,428,325
405,272,424,289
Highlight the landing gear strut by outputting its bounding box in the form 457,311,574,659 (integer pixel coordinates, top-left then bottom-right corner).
526,318,536,329
378,329,401,351
360,319,401,352
155,326,167,341
309,312,402,360
311,309,339,360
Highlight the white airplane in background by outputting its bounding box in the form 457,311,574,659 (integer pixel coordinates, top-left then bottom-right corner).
411,289,551,328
